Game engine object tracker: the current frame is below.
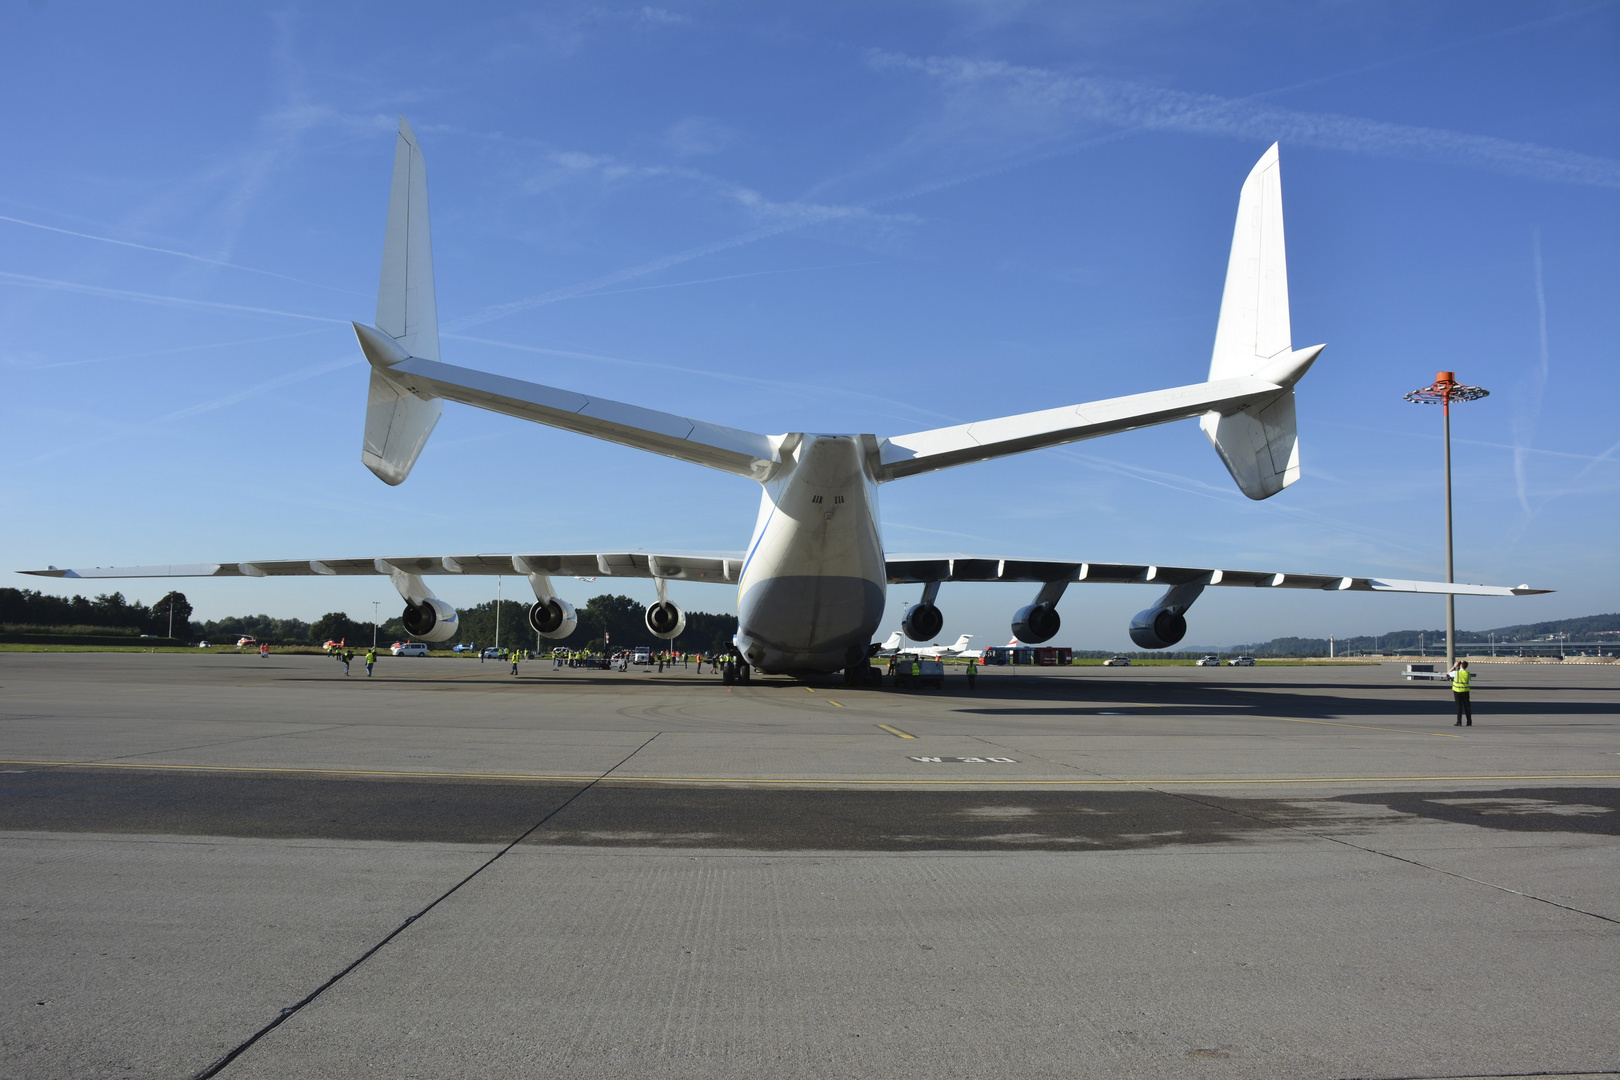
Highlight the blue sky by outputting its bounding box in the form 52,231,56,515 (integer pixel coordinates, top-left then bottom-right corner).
3,1,1616,649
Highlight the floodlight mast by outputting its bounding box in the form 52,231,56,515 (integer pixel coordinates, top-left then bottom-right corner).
1405,371,1490,666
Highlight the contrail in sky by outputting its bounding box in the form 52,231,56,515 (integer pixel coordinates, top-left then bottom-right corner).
1514,229,1552,515
24,355,360,466
24,327,334,372
872,53,1620,189
0,213,364,296
0,270,348,325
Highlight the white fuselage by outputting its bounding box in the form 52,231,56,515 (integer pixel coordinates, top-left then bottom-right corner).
734,434,887,674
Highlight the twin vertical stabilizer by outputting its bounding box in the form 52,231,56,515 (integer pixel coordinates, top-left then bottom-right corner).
359,118,443,486
1200,143,1322,501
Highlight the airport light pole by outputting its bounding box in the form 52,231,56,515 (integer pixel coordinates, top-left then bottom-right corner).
1405,370,1490,667
372,601,379,648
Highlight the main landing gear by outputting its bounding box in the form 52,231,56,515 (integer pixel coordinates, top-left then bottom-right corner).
722,655,751,685
843,644,883,688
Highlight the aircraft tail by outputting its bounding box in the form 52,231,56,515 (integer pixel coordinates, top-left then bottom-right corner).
357,118,444,486
1199,144,1323,501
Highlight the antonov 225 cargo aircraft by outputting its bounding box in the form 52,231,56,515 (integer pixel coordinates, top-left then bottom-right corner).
25,121,1547,682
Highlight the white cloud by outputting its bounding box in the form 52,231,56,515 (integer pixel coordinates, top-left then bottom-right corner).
664,116,735,157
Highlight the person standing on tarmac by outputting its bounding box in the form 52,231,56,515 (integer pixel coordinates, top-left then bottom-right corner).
1450,659,1473,726
965,657,977,691
510,650,521,676
341,649,352,676
364,647,376,676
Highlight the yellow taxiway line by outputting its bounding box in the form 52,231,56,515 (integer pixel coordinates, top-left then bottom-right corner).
1,759,1615,787
876,724,915,738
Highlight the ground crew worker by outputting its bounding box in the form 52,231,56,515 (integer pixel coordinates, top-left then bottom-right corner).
910,659,921,689
364,648,376,677
511,650,520,676
341,649,352,676
1450,660,1472,726
260,643,270,660
966,657,977,690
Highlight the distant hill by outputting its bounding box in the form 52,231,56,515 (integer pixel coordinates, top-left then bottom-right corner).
1222,613,1618,657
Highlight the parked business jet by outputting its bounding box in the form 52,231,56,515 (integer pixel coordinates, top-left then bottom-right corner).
878,633,975,658
23,121,1547,681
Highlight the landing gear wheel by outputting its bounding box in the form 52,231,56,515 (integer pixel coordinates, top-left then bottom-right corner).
843,646,871,688
722,662,737,686
737,661,752,684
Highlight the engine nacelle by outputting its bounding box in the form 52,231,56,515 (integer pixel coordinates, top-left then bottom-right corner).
1012,603,1060,644
527,598,578,640
645,600,686,640
901,603,943,643
1129,607,1188,650
402,597,459,643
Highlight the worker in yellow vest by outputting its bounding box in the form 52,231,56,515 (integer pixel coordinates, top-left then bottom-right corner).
1449,660,1472,726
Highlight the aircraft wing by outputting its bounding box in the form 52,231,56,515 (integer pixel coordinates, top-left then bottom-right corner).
883,555,1550,597
21,551,746,584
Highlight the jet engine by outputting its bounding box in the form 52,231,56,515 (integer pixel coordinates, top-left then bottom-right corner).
1129,607,1187,649
401,597,459,642
901,603,943,643
1127,581,1205,649
1012,603,1060,644
527,597,578,639
645,600,686,640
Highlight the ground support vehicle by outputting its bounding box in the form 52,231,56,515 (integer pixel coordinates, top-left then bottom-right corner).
893,654,945,689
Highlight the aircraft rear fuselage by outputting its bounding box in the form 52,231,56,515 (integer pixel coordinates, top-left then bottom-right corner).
735,434,886,674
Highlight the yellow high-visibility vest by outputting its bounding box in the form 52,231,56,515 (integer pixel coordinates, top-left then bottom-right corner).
1452,668,1471,693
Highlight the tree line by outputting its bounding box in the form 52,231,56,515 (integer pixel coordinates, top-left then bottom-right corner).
1,587,738,652
1225,612,1619,656
1,587,194,637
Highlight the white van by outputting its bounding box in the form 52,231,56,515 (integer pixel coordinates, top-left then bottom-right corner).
391,642,429,657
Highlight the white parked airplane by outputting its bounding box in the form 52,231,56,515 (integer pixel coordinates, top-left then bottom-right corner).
878,633,975,658
24,121,1548,681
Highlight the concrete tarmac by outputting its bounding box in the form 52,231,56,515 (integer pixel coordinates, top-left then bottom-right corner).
1,653,1616,1079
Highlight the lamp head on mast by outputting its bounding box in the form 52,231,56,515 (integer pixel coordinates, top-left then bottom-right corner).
1406,371,1490,412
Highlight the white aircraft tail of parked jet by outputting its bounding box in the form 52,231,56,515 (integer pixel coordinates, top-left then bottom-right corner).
24,121,1548,678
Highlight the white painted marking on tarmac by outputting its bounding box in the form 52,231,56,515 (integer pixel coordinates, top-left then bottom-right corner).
909,756,1018,764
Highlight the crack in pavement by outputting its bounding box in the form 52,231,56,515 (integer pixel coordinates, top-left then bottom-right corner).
190,732,664,1079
